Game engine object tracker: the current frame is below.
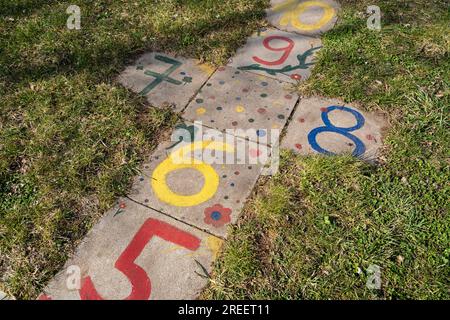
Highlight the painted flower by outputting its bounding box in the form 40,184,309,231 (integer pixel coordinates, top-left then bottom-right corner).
204,204,232,228
290,73,302,81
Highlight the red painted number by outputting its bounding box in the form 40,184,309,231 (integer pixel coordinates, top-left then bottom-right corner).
79,218,201,300
253,36,294,66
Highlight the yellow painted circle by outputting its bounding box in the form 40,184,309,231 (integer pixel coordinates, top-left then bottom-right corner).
151,141,234,207
151,159,219,207
279,1,335,31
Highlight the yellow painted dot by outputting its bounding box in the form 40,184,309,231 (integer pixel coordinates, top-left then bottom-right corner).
235,105,245,113
196,107,206,115
272,124,280,129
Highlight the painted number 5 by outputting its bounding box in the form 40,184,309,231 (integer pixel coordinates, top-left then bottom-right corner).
253,36,294,66
79,218,200,300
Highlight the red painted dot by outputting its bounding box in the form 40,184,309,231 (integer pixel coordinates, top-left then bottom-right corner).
295,143,302,150
320,107,328,112
285,94,293,100
298,117,305,123
243,88,249,93
257,108,266,114
218,66,226,71
209,96,216,100
234,171,240,175
366,134,373,141
232,121,238,126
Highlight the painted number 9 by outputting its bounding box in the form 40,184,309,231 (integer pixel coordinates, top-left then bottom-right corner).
253,36,294,66
308,106,366,157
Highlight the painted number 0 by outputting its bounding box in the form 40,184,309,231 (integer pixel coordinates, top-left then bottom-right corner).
308,106,366,157
253,36,294,66
79,218,201,300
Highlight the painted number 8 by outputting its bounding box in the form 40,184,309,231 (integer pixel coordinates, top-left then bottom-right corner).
308,106,366,157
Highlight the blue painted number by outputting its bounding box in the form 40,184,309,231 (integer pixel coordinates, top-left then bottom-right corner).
308,106,366,157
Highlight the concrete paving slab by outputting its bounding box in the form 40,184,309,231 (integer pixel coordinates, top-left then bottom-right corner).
182,66,298,141
39,198,223,300
281,97,387,160
127,122,271,238
229,28,322,84
267,0,340,36
118,52,215,112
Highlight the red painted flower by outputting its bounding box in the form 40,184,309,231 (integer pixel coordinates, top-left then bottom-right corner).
290,73,302,81
204,204,232,228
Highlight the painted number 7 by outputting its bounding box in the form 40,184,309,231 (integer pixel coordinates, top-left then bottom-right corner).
79,218,201,300
253,35,294,66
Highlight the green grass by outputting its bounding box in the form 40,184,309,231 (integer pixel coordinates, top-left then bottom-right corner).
0,0,268,299
203,0,449,299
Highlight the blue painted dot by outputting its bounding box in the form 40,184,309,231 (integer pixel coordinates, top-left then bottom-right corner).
261,82,268,86
236,97,241,101
219,80,225,85
256,129,266,137
211,211,222,221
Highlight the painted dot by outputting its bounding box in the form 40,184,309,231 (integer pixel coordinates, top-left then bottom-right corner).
144,199,149,203
222,174,227,178
285,94,293,100
248,166,252,170
196,107,206,115
230,183,235,187
211,211,222,221
320,107,328,112
277,114,285,119
207,83,212,87
139,177,144,181
366,134,374,141
257,108,266,114
196,98,204,103
232,121,238,126
236,200,240,204
180,71,186,75
261,82,268,86
216,106,223,111
211,120,215,123
260,93,268,98
256,129,266,137
236,97,241,101
243,88,249,93
224,196,229,200
219,80,225,85
235,105,245,113
295,143,302,150
298,117,305,123
235,71,240,74
248,118,255,123
218,66,226,71
209,96,216,100
234,171,240,175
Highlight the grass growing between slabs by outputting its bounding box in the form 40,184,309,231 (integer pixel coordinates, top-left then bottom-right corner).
203,0,449,299
0,0,269,299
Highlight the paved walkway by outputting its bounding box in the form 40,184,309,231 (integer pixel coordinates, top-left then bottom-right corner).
38,0,387,300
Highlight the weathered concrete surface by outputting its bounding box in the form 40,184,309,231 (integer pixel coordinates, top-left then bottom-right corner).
229,28,322,84
267,0,340,36
182,66,298,141
40,198,223,300
281,97,387,160
128,122,271,238
118,52,215,112
0,290,12,300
